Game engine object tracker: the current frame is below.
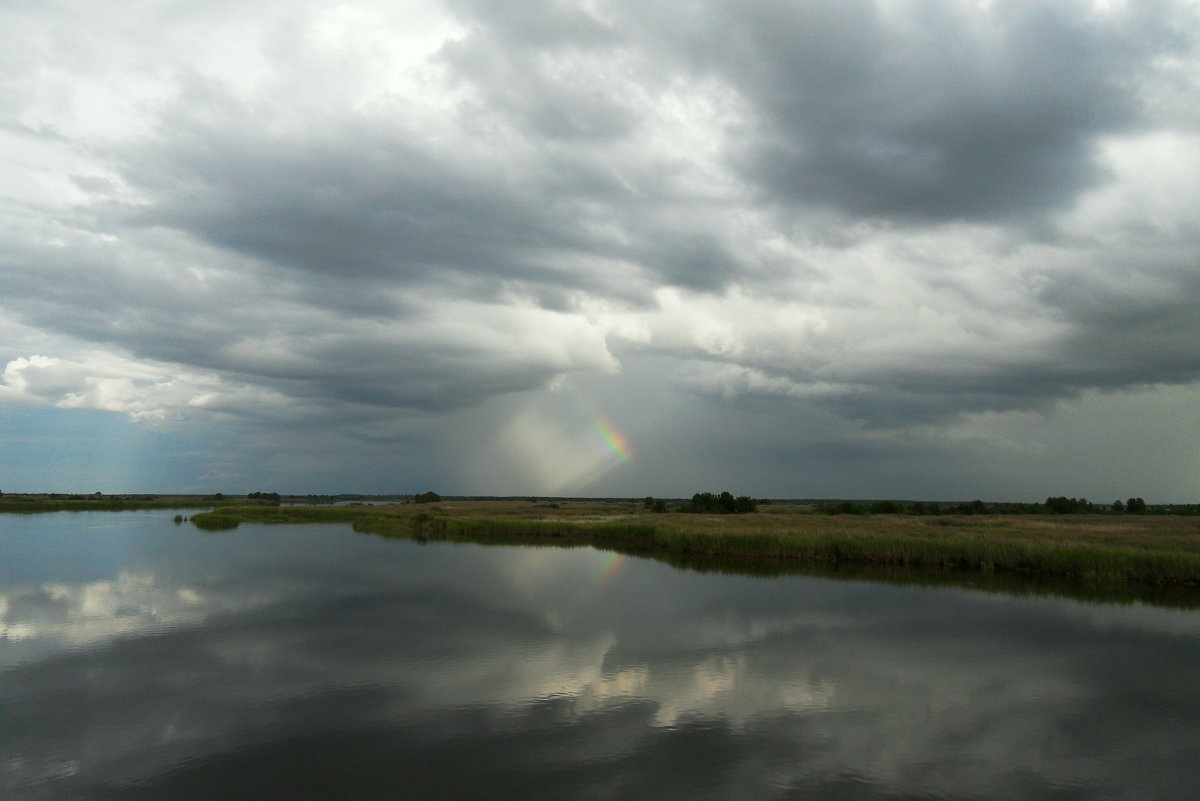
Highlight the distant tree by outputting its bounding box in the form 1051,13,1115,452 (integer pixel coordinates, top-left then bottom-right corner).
689,491,756,514
644,496,655,510
1111,499,1125,512
652,499,667,513
691,492,716,513
1045,496,1093,514
414,491,441,504
870,500,900,514
1126,497,1147,513
734,495,757,513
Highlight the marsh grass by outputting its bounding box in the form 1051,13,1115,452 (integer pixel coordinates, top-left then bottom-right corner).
189,513,241,530
0,497,273,513
190,501,1200,589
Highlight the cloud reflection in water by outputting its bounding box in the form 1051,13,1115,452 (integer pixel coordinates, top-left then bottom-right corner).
2,515,1200,799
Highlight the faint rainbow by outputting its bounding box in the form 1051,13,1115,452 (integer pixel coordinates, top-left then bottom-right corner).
589,551,626,593
588,414,632,462
559,382,633,464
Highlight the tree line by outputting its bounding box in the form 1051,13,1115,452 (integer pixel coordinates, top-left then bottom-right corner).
820,496,1184,515
642,491,759,514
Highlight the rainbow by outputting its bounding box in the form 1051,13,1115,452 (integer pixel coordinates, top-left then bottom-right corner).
590,551,626,592
587,414,632,462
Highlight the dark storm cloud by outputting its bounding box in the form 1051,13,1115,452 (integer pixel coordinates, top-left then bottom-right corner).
624,0,1189,222
63,0,1198,303
99,86,736,304
115,107,586,291
59,0,762,302
0,240,616,420
1045,277,1200,386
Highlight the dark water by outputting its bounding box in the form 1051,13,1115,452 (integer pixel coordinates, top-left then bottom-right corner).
3,512,1200,800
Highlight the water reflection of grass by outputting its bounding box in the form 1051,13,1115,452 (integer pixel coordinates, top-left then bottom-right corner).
189,502,1200,594
650,553,1200,610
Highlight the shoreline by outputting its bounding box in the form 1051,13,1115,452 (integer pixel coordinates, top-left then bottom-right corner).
182,500,1200,589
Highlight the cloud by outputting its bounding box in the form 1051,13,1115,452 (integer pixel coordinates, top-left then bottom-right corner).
1,293,619,422
0,0,1197,496
651,0,1191,222
0,353,283,422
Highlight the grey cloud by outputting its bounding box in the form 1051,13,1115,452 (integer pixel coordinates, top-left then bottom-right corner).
116,113,564,288
678,318,1200,430
100,86,701,303
48,78,757,389
2,244,617,424
69,173,118,194
631,0,1191,223
447,0,620,50
1043,269,1200,386
1,0,1198,497
442,0,633,142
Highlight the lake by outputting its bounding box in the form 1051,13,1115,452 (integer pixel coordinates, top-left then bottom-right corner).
3,510,1200,800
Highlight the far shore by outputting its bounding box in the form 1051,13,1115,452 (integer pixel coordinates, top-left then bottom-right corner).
0,494,271,513
177,499,1200,590
7,495,1199,592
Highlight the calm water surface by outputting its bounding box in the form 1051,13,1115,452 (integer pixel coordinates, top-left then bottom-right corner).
2,511,1199,800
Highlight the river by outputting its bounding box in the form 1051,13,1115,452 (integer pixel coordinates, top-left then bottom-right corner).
2,510,1199,799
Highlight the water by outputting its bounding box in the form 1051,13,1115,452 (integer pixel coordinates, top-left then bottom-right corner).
3,511,1200,800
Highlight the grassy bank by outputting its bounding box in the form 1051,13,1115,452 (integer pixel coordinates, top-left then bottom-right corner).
189,500,1200,588
0,495,272,513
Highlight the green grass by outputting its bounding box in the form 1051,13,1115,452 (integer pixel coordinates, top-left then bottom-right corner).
190,513,241,531
190,501,1200,591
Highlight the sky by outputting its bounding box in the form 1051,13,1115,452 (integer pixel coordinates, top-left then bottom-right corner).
1,0,1198,501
